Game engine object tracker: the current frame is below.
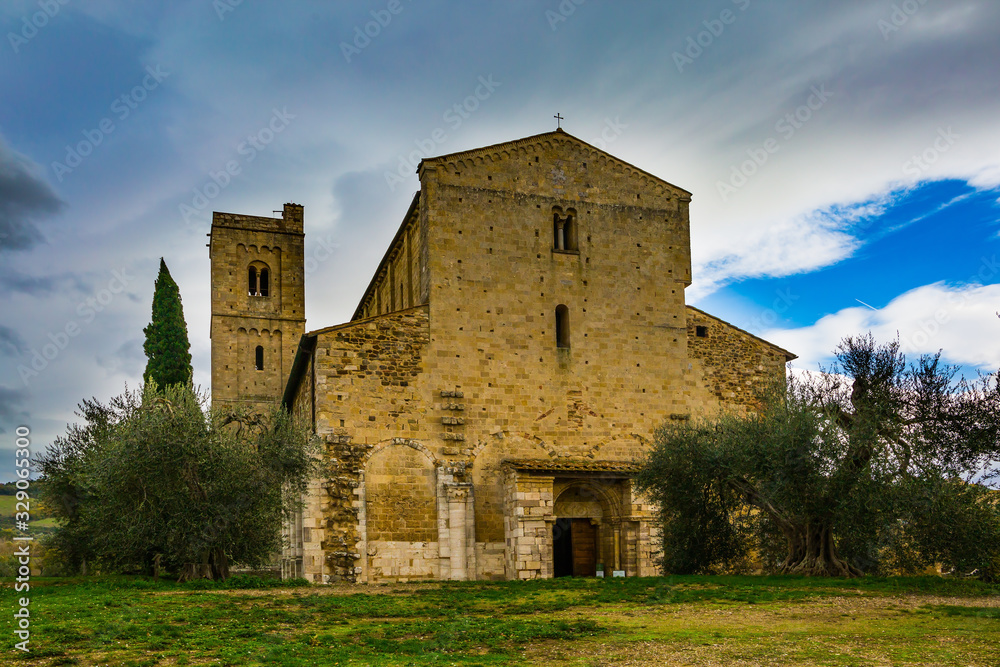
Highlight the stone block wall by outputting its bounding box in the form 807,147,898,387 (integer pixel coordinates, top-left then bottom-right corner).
275,132,792,584
210,203,305,413
685,305,792,413
630,487,662,577
367,445,438,542
292,308,436,582
415,135,698,552
503,471,555,580
309,306,430,438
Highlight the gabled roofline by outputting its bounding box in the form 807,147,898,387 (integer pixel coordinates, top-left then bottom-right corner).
281,305,431,409
419,128,693,198
308,304,428,338
351,191,421,321
686,304,797,362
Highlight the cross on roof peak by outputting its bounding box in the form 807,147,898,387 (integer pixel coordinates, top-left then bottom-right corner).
554,113,564,129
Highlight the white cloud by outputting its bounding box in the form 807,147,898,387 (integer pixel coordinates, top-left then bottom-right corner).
616,1,1000,300
765,281,1000,371
687,195,896,300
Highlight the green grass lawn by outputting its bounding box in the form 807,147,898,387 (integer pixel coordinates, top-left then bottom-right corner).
2,575,998,665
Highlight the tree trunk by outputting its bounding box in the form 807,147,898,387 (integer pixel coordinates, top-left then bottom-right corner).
178,548,230,582
179,552,212,582
779,523,861,577
210,547,230,581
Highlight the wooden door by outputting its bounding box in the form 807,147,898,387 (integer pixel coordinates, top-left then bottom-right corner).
571,519,597,577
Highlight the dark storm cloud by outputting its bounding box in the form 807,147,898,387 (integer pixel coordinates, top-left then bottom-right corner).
0,136,64,253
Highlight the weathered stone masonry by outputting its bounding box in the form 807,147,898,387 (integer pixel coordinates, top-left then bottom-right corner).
210,129,794,583
685,305,790,412
209,204,305,417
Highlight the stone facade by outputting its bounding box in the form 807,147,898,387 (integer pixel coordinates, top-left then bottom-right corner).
209,203,305,416
209,130,793,583
685,305,791,411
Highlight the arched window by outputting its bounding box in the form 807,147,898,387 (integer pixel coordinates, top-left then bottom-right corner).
553,207,578,251
248,263,271,297
259,268,269,297
255,345,264,371
555,305,570,349
565,209,577,250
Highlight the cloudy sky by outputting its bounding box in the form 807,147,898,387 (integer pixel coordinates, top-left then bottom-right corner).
2,1,999,481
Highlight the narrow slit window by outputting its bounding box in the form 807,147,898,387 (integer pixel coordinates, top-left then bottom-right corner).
248,266,257,295
556,305,570,349
259,269,269,297
255,345,264,371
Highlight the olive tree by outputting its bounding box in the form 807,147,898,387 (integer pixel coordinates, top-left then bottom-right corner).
637,335,1000,578
36,383,314,580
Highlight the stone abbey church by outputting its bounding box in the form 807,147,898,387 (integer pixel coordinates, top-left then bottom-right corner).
208,129,793,583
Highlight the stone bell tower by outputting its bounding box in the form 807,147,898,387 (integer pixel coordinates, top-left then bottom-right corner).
209,203,305,414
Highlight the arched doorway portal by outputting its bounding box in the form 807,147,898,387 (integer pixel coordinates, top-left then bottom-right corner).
552,481,621,577
501,459,655,581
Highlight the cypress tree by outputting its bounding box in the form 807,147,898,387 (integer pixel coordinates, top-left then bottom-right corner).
143,258,193,388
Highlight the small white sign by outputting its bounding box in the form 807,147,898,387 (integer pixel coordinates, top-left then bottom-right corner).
613,570,625,578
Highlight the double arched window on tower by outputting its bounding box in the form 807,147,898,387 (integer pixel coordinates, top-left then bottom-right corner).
248,264,270,297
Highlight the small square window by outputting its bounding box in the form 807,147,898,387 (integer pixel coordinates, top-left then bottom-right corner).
696,326,709,338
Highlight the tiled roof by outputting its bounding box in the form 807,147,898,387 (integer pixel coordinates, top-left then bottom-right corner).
503,458,641,473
